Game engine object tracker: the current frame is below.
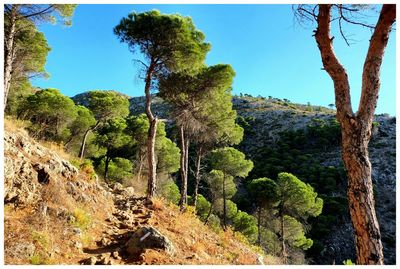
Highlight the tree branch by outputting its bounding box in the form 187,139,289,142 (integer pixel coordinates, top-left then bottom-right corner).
315,4,353,119
357,4,396,121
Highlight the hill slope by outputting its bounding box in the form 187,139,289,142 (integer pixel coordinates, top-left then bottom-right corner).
4,120,275,265
127,94,396,264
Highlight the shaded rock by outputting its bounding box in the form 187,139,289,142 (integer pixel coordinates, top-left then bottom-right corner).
125,226,174,256
81,256,97,265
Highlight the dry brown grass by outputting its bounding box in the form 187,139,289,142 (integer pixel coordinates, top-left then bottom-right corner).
144,200,275,265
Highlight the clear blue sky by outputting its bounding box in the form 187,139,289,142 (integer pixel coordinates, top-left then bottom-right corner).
32,4,396,115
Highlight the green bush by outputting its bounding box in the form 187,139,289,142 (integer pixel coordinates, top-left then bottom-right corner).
159,181,181,205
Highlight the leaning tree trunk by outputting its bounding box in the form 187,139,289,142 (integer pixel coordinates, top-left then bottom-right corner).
4,5,19,108
79,120,100,159
144,62,157,200
314,4,395,264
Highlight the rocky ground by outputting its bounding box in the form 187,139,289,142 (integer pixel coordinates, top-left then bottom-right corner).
3,122,275,265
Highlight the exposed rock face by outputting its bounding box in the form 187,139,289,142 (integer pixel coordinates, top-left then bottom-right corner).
125,226,175,256
4,131,79,207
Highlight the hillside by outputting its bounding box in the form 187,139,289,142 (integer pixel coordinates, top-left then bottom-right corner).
4,120,275,265
126,94,396,264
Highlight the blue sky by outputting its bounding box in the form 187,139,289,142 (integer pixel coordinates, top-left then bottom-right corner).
32,4,396,115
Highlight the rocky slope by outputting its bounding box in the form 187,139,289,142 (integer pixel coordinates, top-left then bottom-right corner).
3,121,273,265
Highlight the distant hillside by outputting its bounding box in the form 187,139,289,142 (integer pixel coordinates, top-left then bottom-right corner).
123,93,395,264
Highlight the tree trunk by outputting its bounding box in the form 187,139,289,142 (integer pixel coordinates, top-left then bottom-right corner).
204,201,214,224
146,117,157,199
137,153,144,182
179,126,188,209
104,153,110,183
280,212,287,263
257,206,262,246
4,5,19,108
192,145,203,207
144,61,157,200
79,120,100,159
222,175,227,230
342,123,383,264
314,4,395,264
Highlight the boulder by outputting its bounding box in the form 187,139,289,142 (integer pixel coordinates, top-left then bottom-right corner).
125,226,174,256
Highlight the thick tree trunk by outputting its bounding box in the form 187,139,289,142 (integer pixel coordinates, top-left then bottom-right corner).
79,120,100,159
342,122,383,264
192,146,203,207
144,62,157,200
4,5,19,108
179,126,188,209
314,4,395,265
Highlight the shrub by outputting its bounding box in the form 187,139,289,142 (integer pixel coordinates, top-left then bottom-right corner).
72,208,91,230
159,181,180,205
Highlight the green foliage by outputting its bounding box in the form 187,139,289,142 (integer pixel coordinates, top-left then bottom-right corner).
5,78,35,116
96,157,133,182
21,88,77,142
277,172,323,218
31,230,50,251
95,117,131,151
248,177,278,207
188,194,211,221
159,181,181,205
283,215,313,250
126,114,181,175
232,210,258,243
159,64,242,146
155,121,181,174
209,147,253,178
215,199,238,220
114,10,210,74
343,259,355,265
86,90,130,122
71,208,91,231
207,214,222,233
4,16,51,81
13,4,77,26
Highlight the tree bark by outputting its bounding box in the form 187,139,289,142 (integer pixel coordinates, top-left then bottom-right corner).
204,200,214,224
79,120,100,159
192,145,203,207
104,153,110,183
4,5,19,109
257,206,262,246
179,126,188,209
144,61,157,200
314,4,395,265
280,212,287,263
222,175,227,230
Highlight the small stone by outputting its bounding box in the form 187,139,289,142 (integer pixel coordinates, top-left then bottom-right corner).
112,251,120,259
72,228,81,235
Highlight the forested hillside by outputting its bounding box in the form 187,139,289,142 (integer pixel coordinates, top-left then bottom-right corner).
3,3,396,266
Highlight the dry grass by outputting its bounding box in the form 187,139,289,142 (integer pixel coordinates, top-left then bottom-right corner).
145,200,275,265
4,116,30,132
